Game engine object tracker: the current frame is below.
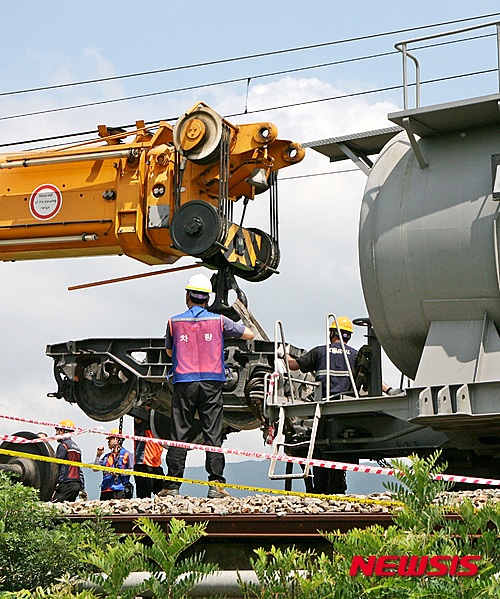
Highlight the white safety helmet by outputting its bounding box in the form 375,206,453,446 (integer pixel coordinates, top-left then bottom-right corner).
185,274,212,299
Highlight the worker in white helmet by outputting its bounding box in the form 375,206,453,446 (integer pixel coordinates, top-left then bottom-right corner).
159,273,254,499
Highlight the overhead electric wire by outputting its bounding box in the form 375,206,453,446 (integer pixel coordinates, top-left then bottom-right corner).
0,34,497,152
226,67,498,120
1,15,498,151
281,168,359,180
1,11,498,99
0,64,496,153
1,31,494,126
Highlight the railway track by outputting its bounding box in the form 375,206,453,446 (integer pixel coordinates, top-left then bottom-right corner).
64,511,397,536
64,510,399,569
59,501,469,569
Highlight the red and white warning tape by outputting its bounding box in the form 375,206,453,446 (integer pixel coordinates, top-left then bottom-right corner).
0,414,104,444
1,413,499,487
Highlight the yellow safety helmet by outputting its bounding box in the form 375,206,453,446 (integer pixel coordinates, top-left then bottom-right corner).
106,428,120,439
330,316,354,334
185,274,212,294
56,419,75,429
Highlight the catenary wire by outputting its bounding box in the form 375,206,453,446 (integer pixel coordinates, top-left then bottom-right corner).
1,22,498,150
0,65,494,152
0,32,494,125
0,11,498,98
225,67,498,118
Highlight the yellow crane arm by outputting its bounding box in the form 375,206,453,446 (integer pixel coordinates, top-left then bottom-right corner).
0,102,304,283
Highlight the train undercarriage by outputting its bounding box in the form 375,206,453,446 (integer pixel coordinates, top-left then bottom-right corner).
43,316,500,491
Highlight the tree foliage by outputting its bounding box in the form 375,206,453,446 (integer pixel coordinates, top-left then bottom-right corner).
0,472,117,593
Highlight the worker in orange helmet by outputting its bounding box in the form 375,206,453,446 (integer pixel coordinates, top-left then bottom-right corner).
52,419,86,502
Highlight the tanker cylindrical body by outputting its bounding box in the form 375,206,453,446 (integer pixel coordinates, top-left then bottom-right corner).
359,127,500,379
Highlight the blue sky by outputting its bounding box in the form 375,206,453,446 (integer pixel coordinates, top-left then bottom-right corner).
0,2,499,487
2,2,499,141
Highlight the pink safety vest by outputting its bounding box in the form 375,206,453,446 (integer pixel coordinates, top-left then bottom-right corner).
169,307,225,383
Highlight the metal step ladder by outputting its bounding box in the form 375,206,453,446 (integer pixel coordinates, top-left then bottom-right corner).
267,320,321,482
267,314,359,483
267,401,323,482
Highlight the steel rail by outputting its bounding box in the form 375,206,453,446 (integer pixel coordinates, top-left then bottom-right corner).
58,510,491,571
61,512,403,537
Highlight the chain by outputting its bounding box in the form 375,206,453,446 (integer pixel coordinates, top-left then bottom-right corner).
218,123,231,221
269,170,279,242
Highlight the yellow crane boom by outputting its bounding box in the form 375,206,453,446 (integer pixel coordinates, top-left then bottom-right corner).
0,102,304,289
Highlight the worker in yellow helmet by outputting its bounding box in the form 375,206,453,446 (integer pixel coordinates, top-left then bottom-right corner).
52,419,86,502
286,316,358,495
288,316,357,399
95,428,134,500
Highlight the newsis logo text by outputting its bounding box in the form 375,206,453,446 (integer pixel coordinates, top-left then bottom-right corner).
349,555,481,577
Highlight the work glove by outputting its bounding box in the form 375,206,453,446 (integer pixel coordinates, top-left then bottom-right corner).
386,387,403,396
275,358,286,374
276,343,290,359
79,490,88,501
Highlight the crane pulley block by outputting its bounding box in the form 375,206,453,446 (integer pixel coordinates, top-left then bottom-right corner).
0,102,305,283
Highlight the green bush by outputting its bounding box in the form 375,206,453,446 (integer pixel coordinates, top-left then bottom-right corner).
238,452,500,598
83,517,219,599
3,453,500,598
0,472,117,593
0,579,98,598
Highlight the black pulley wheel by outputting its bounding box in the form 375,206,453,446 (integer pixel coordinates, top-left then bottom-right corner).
170,201,226,258
236,228,280,282
0,431,58,502
74,377,136,422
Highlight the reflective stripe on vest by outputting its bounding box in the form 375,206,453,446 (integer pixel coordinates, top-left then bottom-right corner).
316,370,350,377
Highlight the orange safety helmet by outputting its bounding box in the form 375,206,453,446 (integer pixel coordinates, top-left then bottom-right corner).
330,316,354,334
56,419,75,429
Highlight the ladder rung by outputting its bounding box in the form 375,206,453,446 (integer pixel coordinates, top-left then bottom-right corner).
268,473,309,480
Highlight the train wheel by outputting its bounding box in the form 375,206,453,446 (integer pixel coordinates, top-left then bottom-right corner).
73,377,136,422
0,431,58,501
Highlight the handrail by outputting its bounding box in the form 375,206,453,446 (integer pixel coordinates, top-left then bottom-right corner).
395,20,500,109
274,319,296,403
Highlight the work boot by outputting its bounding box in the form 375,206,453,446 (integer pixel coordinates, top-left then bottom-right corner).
157,487,179,497
207,485,230,499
